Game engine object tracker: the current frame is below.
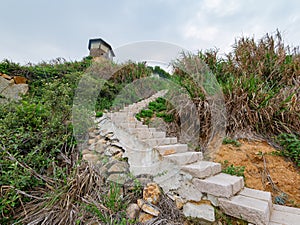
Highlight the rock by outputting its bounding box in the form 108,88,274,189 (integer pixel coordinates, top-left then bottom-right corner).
183,202,215,223
0,76,11,92
176,180,203,201
137,199,160,216
207,194,219,207
138,212,154,223
0,77,28,102
112,152,123,159
88,138,95,145
89,132,96,138
82,153,99,163
133,174,153,187
1,73,12,80
13,76,28,84
104,145,123,156
107,173,128,185
174,195,185,209
94,142,105,154
126,203,140,219
82,149,91,155
107,161,128,174
143,183,161,205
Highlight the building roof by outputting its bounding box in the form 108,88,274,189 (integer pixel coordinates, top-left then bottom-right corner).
88,38,115,57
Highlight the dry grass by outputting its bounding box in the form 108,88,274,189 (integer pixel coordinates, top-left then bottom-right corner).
173,31,300,151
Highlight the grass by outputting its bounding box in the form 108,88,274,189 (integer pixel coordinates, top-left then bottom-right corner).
135,97,175,123
172,30,299,152
222,160,246,178
222,137,241,147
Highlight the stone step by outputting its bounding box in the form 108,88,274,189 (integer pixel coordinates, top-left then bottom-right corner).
127,127,155,134
143,137,177,147
219,195,271,225
183,202,215,223
151,131,166,139
137,131,166,139
239,187,272,208
155,144,188,156
164,151,203,165
118,122,148,129
192,173,244,197
182,161,221,179
269,204,300,225
117,122,136,129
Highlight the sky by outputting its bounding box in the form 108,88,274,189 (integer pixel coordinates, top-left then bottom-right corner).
0,0,299,64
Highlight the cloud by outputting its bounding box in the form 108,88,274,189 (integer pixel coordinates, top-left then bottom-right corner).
0,0,299,63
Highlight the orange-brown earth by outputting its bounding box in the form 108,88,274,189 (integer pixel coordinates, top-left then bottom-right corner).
214,139,300,207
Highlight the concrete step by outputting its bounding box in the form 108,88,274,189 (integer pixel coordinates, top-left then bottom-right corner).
127,127,150,134
239,187,272,208
182,161,221,179
143,137,177,147
137,131,166,139
192,173,244,197
155,143,188,156
118,122,148,129
117,122,136,129
151,131,166,139
164,151,203,165
219,195,271,225
269,204,300,225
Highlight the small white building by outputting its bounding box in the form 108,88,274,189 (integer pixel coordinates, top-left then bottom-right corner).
88,38,115,60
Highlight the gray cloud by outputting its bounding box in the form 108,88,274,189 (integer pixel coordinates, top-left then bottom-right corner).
0,0,299,64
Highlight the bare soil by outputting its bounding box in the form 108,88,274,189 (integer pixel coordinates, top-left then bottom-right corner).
214,139,300,207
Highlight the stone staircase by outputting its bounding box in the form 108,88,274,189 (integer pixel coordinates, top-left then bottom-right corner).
87,91,299,225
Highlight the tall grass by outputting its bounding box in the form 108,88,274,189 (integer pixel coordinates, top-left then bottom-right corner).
173,30,299,149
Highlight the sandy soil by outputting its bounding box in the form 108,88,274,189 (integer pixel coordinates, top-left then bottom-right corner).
214,139,300,207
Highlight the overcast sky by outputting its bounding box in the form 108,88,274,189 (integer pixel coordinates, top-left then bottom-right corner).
0,0,299,64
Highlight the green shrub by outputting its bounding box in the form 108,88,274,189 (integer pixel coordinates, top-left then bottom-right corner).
222,160,245,177
277,133,300,167
222,137,241,147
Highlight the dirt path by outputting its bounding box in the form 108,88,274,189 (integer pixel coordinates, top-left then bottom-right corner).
214,139,300,207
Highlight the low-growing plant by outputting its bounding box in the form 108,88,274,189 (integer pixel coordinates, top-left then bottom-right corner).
222,160,245,177
276,133,300,167
222,137,241,147
136,97,175,123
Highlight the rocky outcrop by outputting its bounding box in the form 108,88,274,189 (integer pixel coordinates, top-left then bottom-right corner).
0,73,28,103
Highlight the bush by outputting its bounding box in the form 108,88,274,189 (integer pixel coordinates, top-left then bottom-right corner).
277,133,300,167
172,30,300,149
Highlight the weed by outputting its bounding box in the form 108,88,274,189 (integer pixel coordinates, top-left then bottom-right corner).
276,133,300,167
222,137,241,147
222,160,245,177
135,97,175,123
95,111,103,117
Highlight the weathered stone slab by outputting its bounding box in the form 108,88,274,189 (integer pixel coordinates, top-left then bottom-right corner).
183,202,215,223
239,187,272,208
219,195,270,225
151,131,166,138
164,151,203,165
270,204,300,225
176,180,203,201
182,161,221,179
193,173,243,197
155,144,188,155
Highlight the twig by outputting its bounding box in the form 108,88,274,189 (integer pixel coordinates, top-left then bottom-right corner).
4,148,55,185
15,188,48,200
261,154,281,192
